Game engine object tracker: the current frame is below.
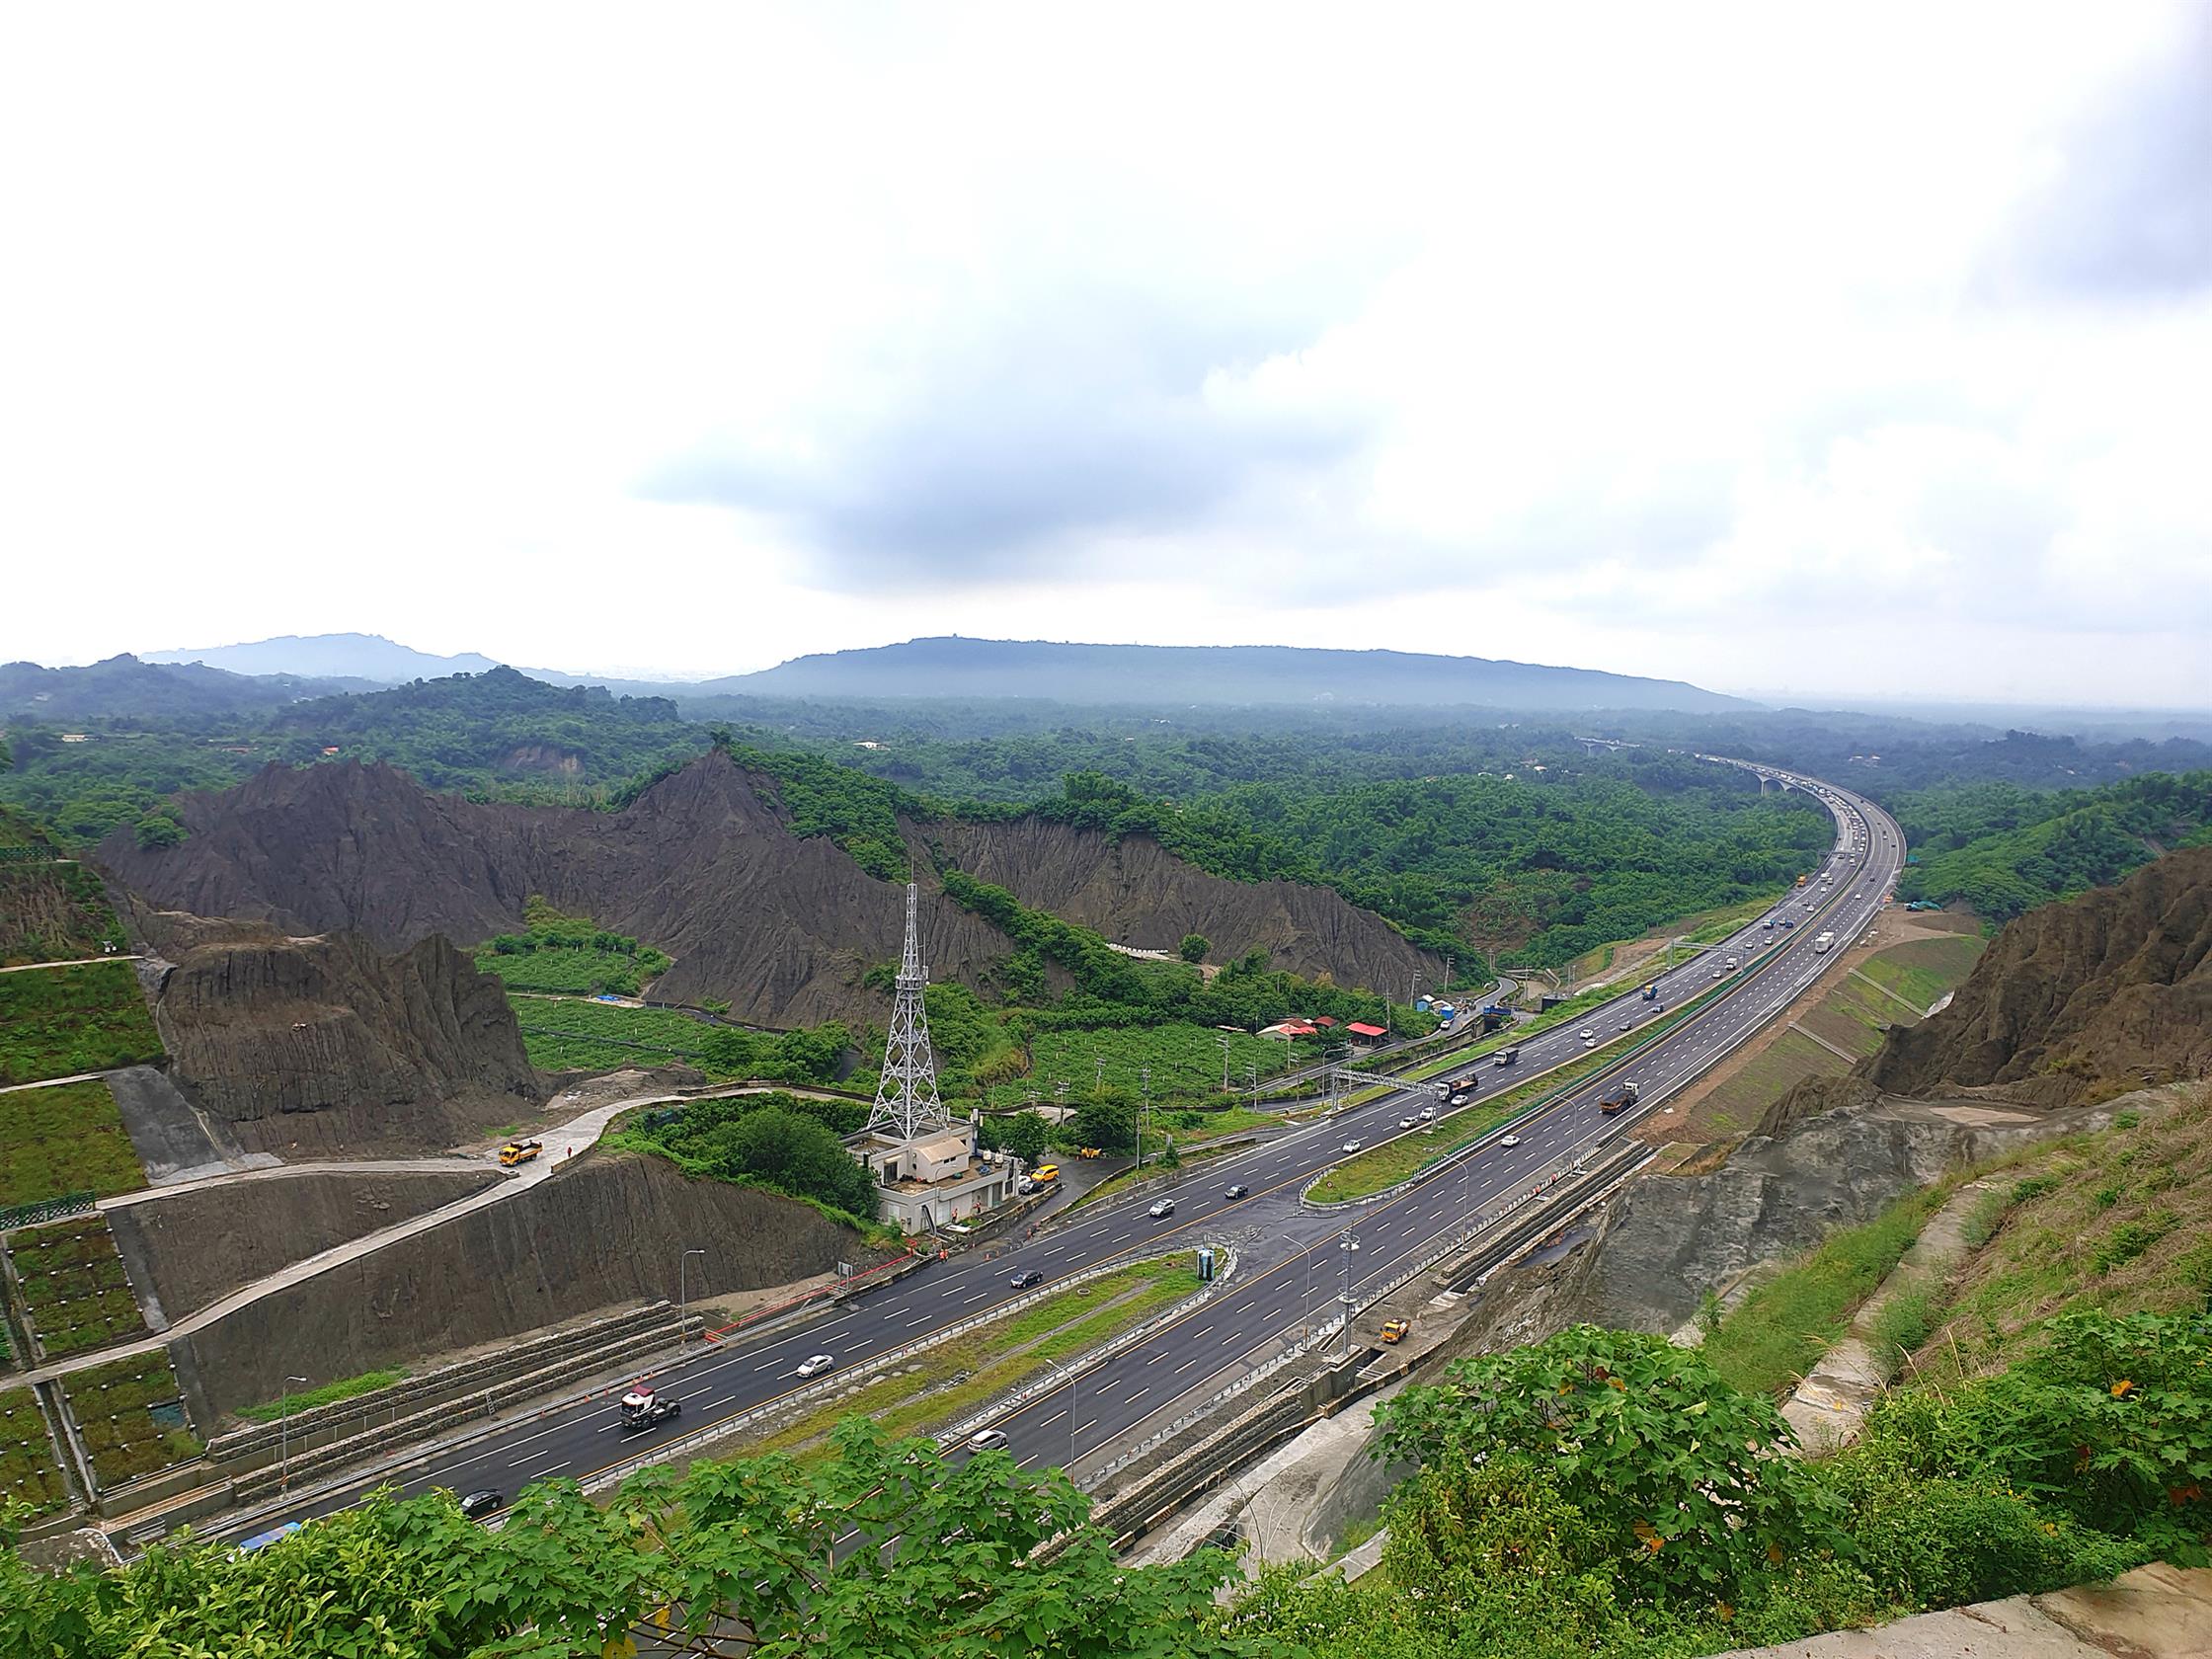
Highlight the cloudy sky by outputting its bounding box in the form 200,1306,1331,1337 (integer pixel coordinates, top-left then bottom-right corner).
4,3,2208,708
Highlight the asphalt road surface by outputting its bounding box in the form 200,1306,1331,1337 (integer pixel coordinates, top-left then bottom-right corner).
211,761,1902,1538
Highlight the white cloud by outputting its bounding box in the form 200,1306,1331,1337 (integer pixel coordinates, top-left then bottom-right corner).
0,1,2205,709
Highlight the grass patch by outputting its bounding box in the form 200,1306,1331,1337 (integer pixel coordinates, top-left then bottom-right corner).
0,861,127,967
1689,1029,1851,1136
1702,1186,1942,1396
234,1367,410,1423
0,959,162,1086
1855,933,1987,1012
0,1385,72,1515
1864,1285,1940,1379
5,1213,149,1358
755,1257,1200,1460
0,1078,148,1207
514,998,841,1084
989,1023,1321,1112
57,1351,201,1491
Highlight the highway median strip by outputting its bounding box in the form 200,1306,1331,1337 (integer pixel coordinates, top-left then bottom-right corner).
750,1257,1202,1460
1305,988,1727,1204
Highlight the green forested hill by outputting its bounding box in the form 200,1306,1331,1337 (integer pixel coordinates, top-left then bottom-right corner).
1893,771,2212,918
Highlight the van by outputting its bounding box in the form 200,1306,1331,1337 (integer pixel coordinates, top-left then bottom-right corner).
1031,1164,1060,1184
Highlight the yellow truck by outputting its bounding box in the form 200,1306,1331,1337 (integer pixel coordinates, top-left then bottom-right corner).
499,1139,543,1166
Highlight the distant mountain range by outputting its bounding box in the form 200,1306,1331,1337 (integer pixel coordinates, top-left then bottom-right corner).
144,632,501,682
0,655,370,721
699,637,1747,713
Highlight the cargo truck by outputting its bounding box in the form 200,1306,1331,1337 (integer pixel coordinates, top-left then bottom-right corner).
1599,1080,1640,1116
1812,931,1835,955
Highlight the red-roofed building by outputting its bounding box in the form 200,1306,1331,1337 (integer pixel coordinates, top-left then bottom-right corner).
1346,1021,1387,1044
1313,1016,1339,1028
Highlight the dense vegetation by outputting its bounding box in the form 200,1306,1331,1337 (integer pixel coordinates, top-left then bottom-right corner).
607,1092,878,1222
0,1420,1260,1658
476,895,672,995
0,667,700,845
1891,770,2212,918
12,1311,2198,1656
0,859,126,966
1239,1313,2201,1658
0,960,163,1086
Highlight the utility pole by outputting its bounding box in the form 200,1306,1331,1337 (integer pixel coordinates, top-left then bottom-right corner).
1218,1032,1230,1093
1138,1066,1150,1170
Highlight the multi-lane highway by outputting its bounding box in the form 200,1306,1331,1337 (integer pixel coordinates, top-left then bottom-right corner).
211,761,1903,1539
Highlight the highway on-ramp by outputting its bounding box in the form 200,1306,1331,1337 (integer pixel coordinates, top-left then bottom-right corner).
207,762,1903,1539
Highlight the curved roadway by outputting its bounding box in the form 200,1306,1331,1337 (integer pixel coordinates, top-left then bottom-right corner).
214,760,1903,1537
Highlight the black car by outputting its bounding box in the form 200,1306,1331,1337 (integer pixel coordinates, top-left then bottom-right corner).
619,1395,682,1433
1223,1184,1249,1200
458,1489,503,1521
1010,1268,1045,1289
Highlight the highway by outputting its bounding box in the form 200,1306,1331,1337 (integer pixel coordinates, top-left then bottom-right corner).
208,761,1904,1540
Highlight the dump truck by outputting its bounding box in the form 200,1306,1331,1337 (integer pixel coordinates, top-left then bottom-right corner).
498,1139,543,1166
1598,1080,1640,1117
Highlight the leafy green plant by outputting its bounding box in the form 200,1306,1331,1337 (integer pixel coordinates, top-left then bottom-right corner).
1377,1326,1845,1602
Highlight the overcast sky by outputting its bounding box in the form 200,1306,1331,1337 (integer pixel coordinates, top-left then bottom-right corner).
4,4,2208,708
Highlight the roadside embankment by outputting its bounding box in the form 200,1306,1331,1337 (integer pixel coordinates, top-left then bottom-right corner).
175,1152,890,1417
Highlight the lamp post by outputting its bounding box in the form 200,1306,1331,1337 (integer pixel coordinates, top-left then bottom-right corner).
1218,1033,1230,1093
278,1374,307,1491
1041,1355,1078,1469
678,1248,706,1350
1338,1231,1361,1327
1138,1066,1150,1171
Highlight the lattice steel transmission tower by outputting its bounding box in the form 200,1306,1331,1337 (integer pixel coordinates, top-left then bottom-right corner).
866,882,949,1142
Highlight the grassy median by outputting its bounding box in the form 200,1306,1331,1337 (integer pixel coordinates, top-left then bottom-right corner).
754,1255,1201,1459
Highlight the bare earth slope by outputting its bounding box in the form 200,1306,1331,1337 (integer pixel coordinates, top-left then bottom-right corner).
101,751,1434,1026
911,815,1432,988
137,910,541,1155
1863,843,2212,1106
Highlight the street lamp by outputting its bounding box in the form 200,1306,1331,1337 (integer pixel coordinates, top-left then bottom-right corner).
678,1248,707,1350
1138,1066,1150,1171
1338,1231,1362,1320
1218,1033,1230,1093
278,1375,307,1491
1040,1355,1079,1468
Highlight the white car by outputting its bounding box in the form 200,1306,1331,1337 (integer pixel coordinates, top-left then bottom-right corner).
966,1428,1010,1453
1398,1117,1415,1130
1342,1140,1364,1154
1618,1021,1630,1031
1419,1107,1436,1121
1499,1134,1521,1148
795,1354,834,1379
1579,1028,1595,1040
1147,1198,1175,1219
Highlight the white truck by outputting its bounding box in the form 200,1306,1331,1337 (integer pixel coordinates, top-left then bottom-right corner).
1812,930,1836,955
